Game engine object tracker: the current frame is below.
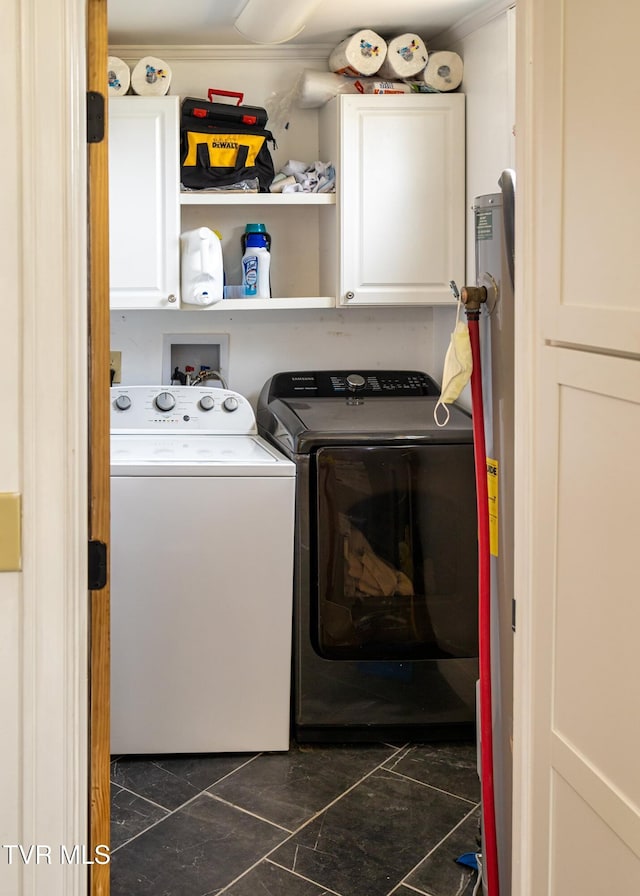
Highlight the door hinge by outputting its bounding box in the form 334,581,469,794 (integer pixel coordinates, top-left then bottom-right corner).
512,597,516,632
86,91,105,143
88,540,108,590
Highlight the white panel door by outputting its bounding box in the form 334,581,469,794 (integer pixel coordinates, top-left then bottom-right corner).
533,0,640,355
522,349,640,894
513,1,640,893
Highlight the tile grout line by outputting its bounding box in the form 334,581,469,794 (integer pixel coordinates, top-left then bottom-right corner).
110,753,263,853
202,752,263,785
383,767,480,806
111,781,172,814
211,742,410,896
110,789,207,853
393,882,434,896
386,801,481,896
202,790,293,834
266,857,345,896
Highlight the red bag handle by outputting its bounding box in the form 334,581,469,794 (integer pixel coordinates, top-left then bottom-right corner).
208,88,244,106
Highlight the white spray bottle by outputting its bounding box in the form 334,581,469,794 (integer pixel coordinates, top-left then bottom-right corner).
180,227,224,306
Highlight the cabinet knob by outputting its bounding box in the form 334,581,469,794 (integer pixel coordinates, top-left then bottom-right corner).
345,291,355,301
167,294,177,304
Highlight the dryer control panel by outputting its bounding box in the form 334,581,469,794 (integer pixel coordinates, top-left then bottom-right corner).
110,386,257,435
264,370,439,400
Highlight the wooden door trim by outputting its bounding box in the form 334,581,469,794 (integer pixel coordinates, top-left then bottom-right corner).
87,2,111,894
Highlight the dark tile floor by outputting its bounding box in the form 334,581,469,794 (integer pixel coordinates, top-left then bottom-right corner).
110,741,481,896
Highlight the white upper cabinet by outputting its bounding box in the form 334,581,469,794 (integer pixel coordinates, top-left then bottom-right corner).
321,94,465,306
109,97,180,309
107,93,465,312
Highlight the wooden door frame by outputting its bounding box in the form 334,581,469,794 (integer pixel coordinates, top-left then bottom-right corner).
87,1,111,895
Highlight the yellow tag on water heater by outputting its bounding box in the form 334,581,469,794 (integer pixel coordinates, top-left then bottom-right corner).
486,457,498,557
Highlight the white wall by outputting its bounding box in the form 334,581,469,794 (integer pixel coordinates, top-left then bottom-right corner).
453,8,515,267
432,6,515,407
111,306,435,404
1,0,23,890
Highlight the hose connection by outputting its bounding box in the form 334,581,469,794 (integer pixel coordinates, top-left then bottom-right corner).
462,287,488,322
450,280,488,320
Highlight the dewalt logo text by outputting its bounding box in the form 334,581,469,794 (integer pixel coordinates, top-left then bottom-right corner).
183,132,265,168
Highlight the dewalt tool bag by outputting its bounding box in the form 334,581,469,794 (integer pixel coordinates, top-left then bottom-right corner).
180,89,276,192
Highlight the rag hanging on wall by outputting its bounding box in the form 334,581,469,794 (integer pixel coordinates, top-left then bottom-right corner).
434,291,473,427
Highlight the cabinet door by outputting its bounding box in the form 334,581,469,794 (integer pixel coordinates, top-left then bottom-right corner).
109,97,180,309
337,95,465,306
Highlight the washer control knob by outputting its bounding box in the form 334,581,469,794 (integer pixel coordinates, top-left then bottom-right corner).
114,394,131,411
222,396,239,412
199,394,215,412
155,391,176,412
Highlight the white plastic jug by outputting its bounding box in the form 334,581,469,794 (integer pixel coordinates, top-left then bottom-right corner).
180,227,224,306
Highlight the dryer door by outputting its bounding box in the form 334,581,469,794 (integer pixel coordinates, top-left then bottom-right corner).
313,444,478,661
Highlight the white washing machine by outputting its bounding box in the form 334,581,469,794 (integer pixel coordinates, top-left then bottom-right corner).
110,385,296,754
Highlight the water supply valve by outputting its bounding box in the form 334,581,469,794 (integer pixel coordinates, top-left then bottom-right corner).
450,280,487,320
461,285,487,310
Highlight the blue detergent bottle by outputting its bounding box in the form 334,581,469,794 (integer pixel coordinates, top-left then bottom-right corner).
241,233,271,298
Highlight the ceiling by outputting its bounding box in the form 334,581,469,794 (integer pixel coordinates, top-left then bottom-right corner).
107,0,492,47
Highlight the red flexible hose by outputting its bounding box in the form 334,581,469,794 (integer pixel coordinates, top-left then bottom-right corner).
467,314,500,896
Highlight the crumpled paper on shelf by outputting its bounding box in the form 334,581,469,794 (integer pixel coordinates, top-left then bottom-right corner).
270,159,335,193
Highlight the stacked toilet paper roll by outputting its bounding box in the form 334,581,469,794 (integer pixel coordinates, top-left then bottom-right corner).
107,56,130,96
130,56,172,96
376,33,428,80
328,29,387,77
419,51,464,92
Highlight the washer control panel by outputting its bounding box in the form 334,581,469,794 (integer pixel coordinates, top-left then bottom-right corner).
110,386,257,435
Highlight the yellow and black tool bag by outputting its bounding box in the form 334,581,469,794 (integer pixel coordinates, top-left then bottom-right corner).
180,90,276,192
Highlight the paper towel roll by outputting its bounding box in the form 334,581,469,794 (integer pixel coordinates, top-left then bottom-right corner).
130,56,172,96
296,69,360,108
328,29,387,77
420,51,463,92
107,56,130,96
376,33,428,79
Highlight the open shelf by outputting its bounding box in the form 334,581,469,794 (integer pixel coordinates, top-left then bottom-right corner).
188,296,335,311
180,192,336,206
181,194,336,307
